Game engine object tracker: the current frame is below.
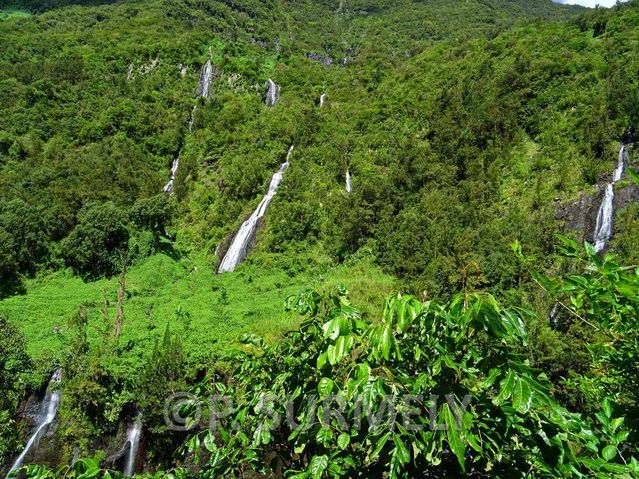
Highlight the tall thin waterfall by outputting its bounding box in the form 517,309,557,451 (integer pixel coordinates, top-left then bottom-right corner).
612,146,626,183
345,169,352,193
265,79,280,107
123,416,143,477
593,146,626,252
163,157,180,194
6,370,61,478
194,60,214,100
218,146,294,273
319,93,327,107
188,105,197,133
164,59,214,194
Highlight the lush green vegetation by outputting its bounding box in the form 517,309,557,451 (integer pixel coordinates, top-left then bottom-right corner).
0,8,31,20
1,0,639,476
173,242,639,478
14,243,639,478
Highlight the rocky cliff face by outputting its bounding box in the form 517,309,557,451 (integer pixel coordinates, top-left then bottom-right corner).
557,146,637,243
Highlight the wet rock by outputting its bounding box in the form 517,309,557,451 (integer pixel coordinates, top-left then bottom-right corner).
556,190,599,243
305,52,335,67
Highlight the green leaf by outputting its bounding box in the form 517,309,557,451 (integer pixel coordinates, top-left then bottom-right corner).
380,325,392,360
203,431,217,452
369,432,391,460
308,455,329,479
602,445,617,462
316,427,333,446
439,403,466,471
337,432,350,450
512,377,532,413
392,434,411,466
479,368,500,389
328,335,354,365
324,318,340,340
317,352,327,370
493,371,516,405
584,241,597,259
602,399,613,419
511,239,522,255
318,377,334,396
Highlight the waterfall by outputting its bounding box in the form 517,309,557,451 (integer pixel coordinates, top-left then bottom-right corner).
188,105,197,133
345,169,352,193
164,59,214,194
612,146,626,183
218,146,294,273
593,184,615,253
123,416,143,477
593,146,626,252
319,93,327,107
6,370,61,478
162,157,180,194
194,60,214,100
265,79,280,107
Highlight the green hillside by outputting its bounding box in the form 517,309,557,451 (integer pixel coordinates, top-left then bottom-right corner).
1,0,639,477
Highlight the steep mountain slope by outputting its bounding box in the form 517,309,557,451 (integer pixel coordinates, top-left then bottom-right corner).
0,0,587,299
2,0,639,474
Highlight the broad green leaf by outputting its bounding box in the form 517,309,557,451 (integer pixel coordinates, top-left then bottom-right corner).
203,431,217,452
318,377,334,396
392,434,411,465
602,445,617,462
584,241,597,259
512,377,532,413
369,432,391,461
308,455,329,479
337,432,350,450
380,325,392,360
602,399,613,419
324,318,340,340
317,352,327,370
439,403,466,471
329,335,354,365
479,368,501,389
316,427,333,446
494,371,516,405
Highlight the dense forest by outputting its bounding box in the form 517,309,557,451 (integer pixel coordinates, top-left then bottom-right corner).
1,0,639,477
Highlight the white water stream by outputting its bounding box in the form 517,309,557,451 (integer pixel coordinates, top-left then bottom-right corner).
218,146,294,273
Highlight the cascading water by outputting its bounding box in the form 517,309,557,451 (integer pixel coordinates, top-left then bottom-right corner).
164,59,214,194
218,146,294,273
593,146,626,252
188,105,197,133
123,416,143,477
345,169,352,193
6,370,61,478
265,79,280,107
163,157,180,194
612,146,626,183
194,60,214,100
319,93,327,107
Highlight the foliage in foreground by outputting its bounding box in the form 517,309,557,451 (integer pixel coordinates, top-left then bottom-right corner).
11,243,639,477
164,243,638,478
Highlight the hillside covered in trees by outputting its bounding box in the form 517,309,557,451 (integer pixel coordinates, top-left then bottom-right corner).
1,0,639,477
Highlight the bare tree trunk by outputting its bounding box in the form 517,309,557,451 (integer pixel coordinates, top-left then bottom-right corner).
114,254,127,340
